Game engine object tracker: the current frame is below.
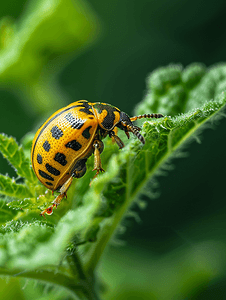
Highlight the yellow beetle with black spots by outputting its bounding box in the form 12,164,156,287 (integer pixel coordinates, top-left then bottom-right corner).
31,100,163,216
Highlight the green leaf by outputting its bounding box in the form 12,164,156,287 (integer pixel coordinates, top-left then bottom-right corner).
0,198,18,223
6,198,36,210
0,134,36,184
137,62,226,116
0,174,32,198
7,189,55,212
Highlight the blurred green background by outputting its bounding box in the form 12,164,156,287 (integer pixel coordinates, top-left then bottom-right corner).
1,0,226,299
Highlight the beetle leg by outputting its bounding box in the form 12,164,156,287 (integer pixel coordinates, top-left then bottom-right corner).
92,140,105,179
109,130,125,149
120,121,132,140
121,120,145,144
111,127,118,141
40,176,74,217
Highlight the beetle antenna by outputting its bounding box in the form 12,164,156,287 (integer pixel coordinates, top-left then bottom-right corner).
130,113,164,122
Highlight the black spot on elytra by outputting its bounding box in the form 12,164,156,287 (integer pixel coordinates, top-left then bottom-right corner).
31,104,88,163
82,126,92,139
38,170,54,181
51,126,63,140
65,140,82,151
64,112,85,129
37,154,42,164
45,163,60,176
43,140,51,152
54,152,67,166
45,182,53,186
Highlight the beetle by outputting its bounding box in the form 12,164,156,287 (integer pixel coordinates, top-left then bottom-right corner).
31,100,163,216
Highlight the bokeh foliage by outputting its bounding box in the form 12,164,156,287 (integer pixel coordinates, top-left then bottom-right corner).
0,0,99,114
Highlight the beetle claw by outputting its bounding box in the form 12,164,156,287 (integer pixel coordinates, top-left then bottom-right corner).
89,168,105,186
92,167,105,178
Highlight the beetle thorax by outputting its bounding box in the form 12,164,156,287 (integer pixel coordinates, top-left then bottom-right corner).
92,103,121,131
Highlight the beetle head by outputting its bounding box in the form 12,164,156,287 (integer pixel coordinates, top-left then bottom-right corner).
117,111,145,144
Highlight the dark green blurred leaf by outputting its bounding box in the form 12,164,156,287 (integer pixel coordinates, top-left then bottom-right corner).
0,0,100,113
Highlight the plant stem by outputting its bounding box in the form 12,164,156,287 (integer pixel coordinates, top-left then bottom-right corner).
66,249,101,300
84,156,134,273
67,249,87,280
